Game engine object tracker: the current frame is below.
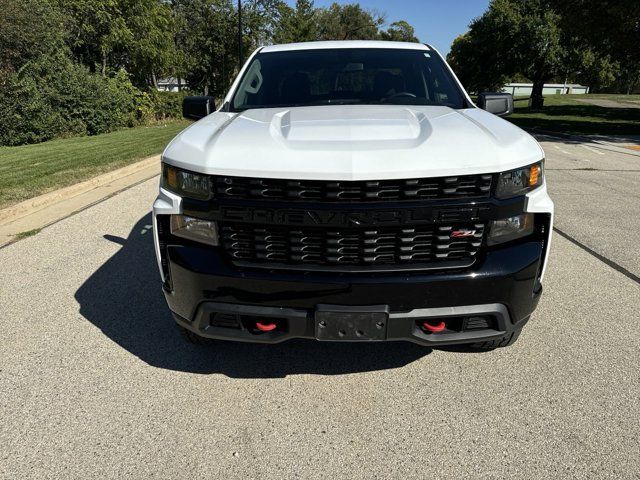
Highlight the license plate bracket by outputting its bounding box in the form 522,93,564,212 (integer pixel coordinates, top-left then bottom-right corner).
315,305,389,341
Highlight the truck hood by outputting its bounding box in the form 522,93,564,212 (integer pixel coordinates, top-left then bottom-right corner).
162,105,544,180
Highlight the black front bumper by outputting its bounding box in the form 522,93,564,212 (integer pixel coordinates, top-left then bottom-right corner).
163,238,543,346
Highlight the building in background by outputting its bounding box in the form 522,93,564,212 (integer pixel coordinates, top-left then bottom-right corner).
503,83,590,96
157,77,185,92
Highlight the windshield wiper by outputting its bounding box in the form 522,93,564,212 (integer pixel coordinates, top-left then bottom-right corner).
311,99,366,106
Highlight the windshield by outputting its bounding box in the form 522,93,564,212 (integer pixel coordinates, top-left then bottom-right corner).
231,48,466,111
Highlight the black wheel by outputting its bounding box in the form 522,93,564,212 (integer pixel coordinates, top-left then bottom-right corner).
178,326,214,345
465,327,523,352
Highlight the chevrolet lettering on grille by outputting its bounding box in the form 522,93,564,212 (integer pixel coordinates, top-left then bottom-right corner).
219,206,487,227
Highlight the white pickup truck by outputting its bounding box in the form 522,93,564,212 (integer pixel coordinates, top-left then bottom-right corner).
153,40,553,350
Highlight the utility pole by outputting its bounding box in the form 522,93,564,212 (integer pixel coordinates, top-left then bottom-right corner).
238,0,243,70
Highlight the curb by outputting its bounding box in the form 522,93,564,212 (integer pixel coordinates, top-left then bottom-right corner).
0,155,161,247
0,155,160,226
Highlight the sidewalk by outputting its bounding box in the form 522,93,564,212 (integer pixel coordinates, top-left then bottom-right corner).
0,155,160,247
529,130,640,157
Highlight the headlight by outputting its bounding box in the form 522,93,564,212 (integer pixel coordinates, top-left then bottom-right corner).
496,162,543,199
161,163,211,200
487,213,534,246
170,215,218,246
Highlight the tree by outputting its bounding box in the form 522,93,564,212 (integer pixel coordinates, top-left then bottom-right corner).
171,0,279,97
558,45,619,93
274,1,418,45
172,0,237,97
447,33,507,93
239,0,283,57
316,3,384,41
56,0,177,87
502,0,567,107
557,0,640,93
379,21,419,43
117,0,178,88
448,0,577,107
55,0,128,76
448,0,633,100
0,0,66,74
273,0,318,44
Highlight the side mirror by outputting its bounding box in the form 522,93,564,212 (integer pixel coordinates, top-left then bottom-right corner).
477,92,514,117
182,96,216,120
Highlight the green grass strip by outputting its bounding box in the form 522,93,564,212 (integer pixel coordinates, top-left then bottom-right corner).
0,120,191,208
508,94,640,136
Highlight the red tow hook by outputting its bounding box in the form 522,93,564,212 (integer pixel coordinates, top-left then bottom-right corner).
255,322,277,332
422,320,446,333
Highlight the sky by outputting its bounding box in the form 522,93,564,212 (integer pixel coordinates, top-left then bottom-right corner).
285,0,491,55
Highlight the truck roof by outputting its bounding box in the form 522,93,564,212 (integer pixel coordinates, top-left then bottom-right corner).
260,40,430,53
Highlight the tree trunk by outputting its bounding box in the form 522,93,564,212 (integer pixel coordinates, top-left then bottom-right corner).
151,72,158,89
627,78,635,95
530,79,545,109
101,48,107,77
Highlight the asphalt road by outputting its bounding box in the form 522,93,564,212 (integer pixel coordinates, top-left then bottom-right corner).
1,137,639,479
538,134,640,278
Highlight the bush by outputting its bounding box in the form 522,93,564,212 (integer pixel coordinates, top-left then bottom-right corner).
0,58,132,145
0,57,187,146
148,90,188,121
0,67,63,146
130,89,188,125
48,64,138,136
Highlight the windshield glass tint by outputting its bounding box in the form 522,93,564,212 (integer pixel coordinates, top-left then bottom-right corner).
231,48,465,111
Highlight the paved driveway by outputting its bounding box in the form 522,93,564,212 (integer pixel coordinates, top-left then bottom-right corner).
538,134,640,278
1,139,639,479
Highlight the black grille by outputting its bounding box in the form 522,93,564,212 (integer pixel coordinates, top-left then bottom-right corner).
221,223,484,271
214,174,493,202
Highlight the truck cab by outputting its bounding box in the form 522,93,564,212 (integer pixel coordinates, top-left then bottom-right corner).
153,41,553,350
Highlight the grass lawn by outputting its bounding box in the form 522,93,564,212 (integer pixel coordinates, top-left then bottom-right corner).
508,94,640,136
0,120,191,209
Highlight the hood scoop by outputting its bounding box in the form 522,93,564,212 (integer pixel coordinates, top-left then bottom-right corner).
269,107,430,145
